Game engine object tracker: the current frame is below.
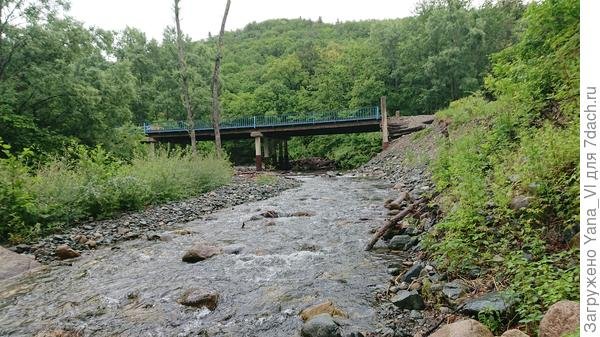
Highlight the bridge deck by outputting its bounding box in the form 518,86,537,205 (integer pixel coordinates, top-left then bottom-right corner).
144,107,382,142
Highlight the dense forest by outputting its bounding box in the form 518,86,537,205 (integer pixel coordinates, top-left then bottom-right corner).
1,0,525,166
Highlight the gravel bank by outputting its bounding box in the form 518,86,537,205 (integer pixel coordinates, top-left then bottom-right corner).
8,173,300,264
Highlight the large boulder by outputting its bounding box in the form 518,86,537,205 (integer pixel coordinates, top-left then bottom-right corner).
461,292,515,317
388,235,412,250
300,300,348,321
429,319,494,337
300,314,341,337
0,246,41,281
55,245,80,260
178,288,219,310
500,329,530,337
539,300,579,337
390,290,425,310
182,244,221,263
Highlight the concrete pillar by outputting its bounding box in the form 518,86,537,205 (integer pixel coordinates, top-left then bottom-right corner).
283,139,290,170
263,138,270,158
381,96,389,150
262,138,270,169
251,131,263,171
276,140,283,170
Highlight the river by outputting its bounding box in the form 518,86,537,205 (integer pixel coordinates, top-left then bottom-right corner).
0,175,396,337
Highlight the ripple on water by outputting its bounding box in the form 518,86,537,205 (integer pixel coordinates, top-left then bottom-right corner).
0,176,393,337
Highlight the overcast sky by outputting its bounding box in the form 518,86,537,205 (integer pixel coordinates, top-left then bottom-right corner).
68,0,426,41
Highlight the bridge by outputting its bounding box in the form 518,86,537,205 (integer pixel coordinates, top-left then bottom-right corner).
143,106,382,141
144,106,385,170
143,97,433,170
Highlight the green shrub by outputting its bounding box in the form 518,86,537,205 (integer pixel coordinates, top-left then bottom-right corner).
0,145,233,243
289,132,381,169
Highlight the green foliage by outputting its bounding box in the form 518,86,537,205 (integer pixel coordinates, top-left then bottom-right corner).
289,133,381,169
1,1,524,165
425,0,579,330
0,145,232,243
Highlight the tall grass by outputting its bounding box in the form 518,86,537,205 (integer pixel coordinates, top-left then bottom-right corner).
0,145,232,243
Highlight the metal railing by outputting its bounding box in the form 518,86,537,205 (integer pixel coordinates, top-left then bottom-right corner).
143,106,380,134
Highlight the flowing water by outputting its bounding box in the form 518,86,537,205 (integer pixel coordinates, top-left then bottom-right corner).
0,176,396,337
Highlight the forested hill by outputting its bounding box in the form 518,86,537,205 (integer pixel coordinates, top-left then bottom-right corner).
1,0,524,159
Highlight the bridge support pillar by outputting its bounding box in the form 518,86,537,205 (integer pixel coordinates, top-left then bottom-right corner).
251,131,263,171
276,140,283,169
283,139,290,170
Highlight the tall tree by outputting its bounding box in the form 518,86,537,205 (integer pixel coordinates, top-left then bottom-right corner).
211,0,231,156
173,0,197,152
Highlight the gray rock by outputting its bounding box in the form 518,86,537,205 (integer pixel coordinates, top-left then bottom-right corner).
509,195,533,210
442,280,467,301
301,314,341,337
387,267,401,276
402,263,423,283
388,235,412,250
390,290,425,310
461,292,515,316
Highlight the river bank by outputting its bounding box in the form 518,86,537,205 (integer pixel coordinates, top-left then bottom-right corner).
5,171,299,264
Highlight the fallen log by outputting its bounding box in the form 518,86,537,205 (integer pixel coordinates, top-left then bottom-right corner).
364,198,425,251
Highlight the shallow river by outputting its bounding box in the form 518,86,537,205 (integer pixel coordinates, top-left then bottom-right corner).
0,176,396,337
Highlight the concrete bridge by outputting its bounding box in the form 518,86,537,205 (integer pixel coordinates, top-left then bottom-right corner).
144,97,433,170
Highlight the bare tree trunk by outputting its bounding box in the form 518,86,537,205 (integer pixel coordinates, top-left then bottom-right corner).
211,0,231,157
174,0,197,153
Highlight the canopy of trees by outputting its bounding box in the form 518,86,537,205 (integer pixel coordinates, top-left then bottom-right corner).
1,0,525,161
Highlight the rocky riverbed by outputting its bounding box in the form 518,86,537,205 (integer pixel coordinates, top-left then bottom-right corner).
8,173,299,264
0,174,410,337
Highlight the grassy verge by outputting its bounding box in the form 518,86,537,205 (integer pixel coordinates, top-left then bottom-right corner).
0,144,232,243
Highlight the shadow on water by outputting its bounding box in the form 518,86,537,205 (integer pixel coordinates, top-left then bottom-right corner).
0,176,399,337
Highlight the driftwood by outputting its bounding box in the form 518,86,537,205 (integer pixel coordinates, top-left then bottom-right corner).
364,196,425,251
386,191,409,210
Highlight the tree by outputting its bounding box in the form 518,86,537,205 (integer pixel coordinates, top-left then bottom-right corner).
173,0,197,152
211,0,231,157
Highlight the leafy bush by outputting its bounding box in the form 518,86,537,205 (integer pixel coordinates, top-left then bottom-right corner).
425,1,579,330
0,145,232,243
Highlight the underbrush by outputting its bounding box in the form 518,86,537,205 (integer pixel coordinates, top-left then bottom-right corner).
289,133,381,169
423,0,579,332
0,144,232,243
424,94,579,331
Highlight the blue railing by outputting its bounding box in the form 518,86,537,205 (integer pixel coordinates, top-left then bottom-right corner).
143,106,380,134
